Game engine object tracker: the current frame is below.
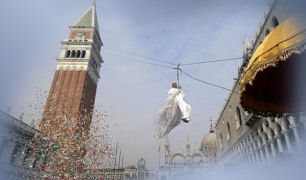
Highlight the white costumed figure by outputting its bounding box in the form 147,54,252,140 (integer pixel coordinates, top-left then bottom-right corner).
155,83,191,138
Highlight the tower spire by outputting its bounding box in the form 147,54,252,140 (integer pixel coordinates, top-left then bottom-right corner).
73,1,100,34
209,118,214,133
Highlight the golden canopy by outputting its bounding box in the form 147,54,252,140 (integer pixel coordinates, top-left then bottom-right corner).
240,15,306,114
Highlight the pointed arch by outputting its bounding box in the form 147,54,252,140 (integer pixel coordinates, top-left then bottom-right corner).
76,50,81,58
81,50,86,58
71,50,76,58
265,29,270,36
272,16,279,28
66,50,71,58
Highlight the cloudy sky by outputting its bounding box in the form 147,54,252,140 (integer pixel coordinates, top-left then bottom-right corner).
0,0,270,169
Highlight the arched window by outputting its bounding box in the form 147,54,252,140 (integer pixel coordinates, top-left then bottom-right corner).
227,122,231,141
81,50,86,58
65,50,71,58
265,29,270,36
236,107,242,126
219,133,223,148
76,50,81,58
272,16,279,28
71,50,76,58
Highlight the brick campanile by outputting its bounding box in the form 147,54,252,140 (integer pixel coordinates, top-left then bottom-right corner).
39,3,103,173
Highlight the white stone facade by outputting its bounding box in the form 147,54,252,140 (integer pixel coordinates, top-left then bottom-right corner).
215,0,306,167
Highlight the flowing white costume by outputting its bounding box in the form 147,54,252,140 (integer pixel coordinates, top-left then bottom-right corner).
155,88,191,138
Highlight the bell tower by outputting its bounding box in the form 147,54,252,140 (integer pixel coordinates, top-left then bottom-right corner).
40,2,103,135
39,2,103,174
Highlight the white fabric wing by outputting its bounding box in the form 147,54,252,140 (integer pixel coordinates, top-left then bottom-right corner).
155,88,191,138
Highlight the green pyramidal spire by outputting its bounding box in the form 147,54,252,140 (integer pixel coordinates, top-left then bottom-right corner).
73,3,100,34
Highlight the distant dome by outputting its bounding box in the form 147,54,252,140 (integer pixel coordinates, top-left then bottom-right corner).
200,130,217,149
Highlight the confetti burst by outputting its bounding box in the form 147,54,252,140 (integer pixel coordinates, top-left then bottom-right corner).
17,87,117,179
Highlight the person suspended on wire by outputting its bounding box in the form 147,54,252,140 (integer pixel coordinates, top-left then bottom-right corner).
155,83,191,138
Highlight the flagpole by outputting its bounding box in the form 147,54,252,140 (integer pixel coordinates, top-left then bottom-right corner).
113,143,118,169
118,150,122,169
113,143,118,178
158,142,161,169
121,154,124,168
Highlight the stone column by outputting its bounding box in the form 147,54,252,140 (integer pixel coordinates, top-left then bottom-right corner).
289,115,301,148
283,130,292,152
264,144,270,161
238,144,246,166
269,139,276,158
261,123,271,161
235,146,240,166
234,150,238,164
250,135,260,164
266,127,277,159
242,143,249,166
236,147,242,167
258,142,265,162
247,136,256,165
238,145,244,165
261,133,270,162
281,117,292,152
238,147,243,163
266,117,278,156
247,140,253,165
258,128,269,162
274,118,284,153
242,140,250,166
255,132,264,163
232,148,237,164
299,113,306,130
275,135,283,153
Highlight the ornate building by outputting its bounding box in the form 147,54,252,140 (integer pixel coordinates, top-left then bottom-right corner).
89,157,157,180
159,137,205,179
123,158,157,180
199,124,217,165
215,0,306,167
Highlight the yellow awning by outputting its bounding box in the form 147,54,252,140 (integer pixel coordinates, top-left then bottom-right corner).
241,15,306,93
240,14,306,113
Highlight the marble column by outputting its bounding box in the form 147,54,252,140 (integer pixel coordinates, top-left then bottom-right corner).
274,118,284,153
239,145,245,165
269,139,276,158
242,140,250,165
247,137,256,165
264,144,270,161
266,117,280,155
276,136,283,152
239,144,246,166
233,150,237,163
250,135,260,164
258,142,265,162
236,147,242,165
289,115,301,148
280,117,292,152
261,133,270,162
299,113,306,130
262,123,271,161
